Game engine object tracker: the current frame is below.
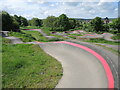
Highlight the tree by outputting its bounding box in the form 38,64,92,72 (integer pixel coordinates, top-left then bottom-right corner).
57,14,70,31
19,16,28,26
75,20,83,28
29,18,42,26
1,11,13,31
43,16,57,27
110,17,120,31
13,15,21,25
43,14,71,31
69,18,76,29
90,17,104,32
1,11,19,31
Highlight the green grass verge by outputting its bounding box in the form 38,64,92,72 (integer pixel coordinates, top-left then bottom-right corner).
22,30,48,42
95,44,120,55
22,30,64,42
2,37,11,44
9,30,63,42
40,27,51,35
111,33,120,40
68,36,76,39
20,26,41,29
84,38,119,45
9,31,36,42
2,42,62,88
51,34,67,40
67,33,82,36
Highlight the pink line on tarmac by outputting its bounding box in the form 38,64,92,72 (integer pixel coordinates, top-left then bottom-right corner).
54,41,114,89
23,29,41,30
35,41,44,43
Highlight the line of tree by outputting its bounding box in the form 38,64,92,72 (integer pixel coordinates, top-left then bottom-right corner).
43,14,82,31
1,11,43,32
28,18,42,26
1,11,120,33
1,11,28,32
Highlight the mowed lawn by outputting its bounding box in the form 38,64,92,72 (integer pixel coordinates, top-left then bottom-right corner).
2,39,62,88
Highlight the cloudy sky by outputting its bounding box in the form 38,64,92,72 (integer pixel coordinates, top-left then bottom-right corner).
0,0,119,19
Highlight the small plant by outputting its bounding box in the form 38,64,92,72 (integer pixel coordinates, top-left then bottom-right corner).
111,33,120,40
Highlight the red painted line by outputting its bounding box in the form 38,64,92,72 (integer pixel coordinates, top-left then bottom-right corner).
35,41,44,43
23,29,41,30
54,41,114,89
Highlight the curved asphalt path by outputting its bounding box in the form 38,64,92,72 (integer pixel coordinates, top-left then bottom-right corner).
39,41,117,88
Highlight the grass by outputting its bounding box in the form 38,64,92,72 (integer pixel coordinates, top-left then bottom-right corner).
84,38,120,45
51,34,67,40
68,33,83,36
95,44,120,55
9,31,36,42
2,37,11,44
111,33,120,40
9,30,63,42
2,40,62,88
22,30,48,42
20,26,41,29
22,30,64,42
68,36,76,39
40,27,51,35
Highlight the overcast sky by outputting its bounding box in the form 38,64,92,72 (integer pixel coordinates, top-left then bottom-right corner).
0,0,119,19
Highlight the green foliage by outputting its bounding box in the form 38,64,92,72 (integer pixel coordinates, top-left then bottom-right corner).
19,16,28,26
109,17,120,31
1,11,19,31
90,17,104,32
29,18,42,26
43,16,57,27
2,44,62,88
109,29,118,34
13,15,28,27
69,18,77,29
57,14,70,31
43,14,71,31
111,33,120,40
20,26,41,29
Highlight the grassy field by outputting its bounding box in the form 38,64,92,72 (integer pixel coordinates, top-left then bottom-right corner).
40,27,51,35
22,30,48,42
111,33,120,40
95,44,120,55
9,31,36,42
20,26,41,29
84,38,119,45
2,38,63,88
9,30,63,42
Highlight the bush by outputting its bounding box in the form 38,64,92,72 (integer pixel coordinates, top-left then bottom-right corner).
48,38,63,42
109,30,118,34
111,33,120,40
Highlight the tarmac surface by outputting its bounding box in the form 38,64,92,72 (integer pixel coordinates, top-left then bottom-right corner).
39,42,116,88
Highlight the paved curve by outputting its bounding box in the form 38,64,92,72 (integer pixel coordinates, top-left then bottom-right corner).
5,36,23,44
103,33,120,42
39,41,115,88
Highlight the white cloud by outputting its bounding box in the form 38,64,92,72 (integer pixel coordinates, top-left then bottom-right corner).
1,0,118,19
